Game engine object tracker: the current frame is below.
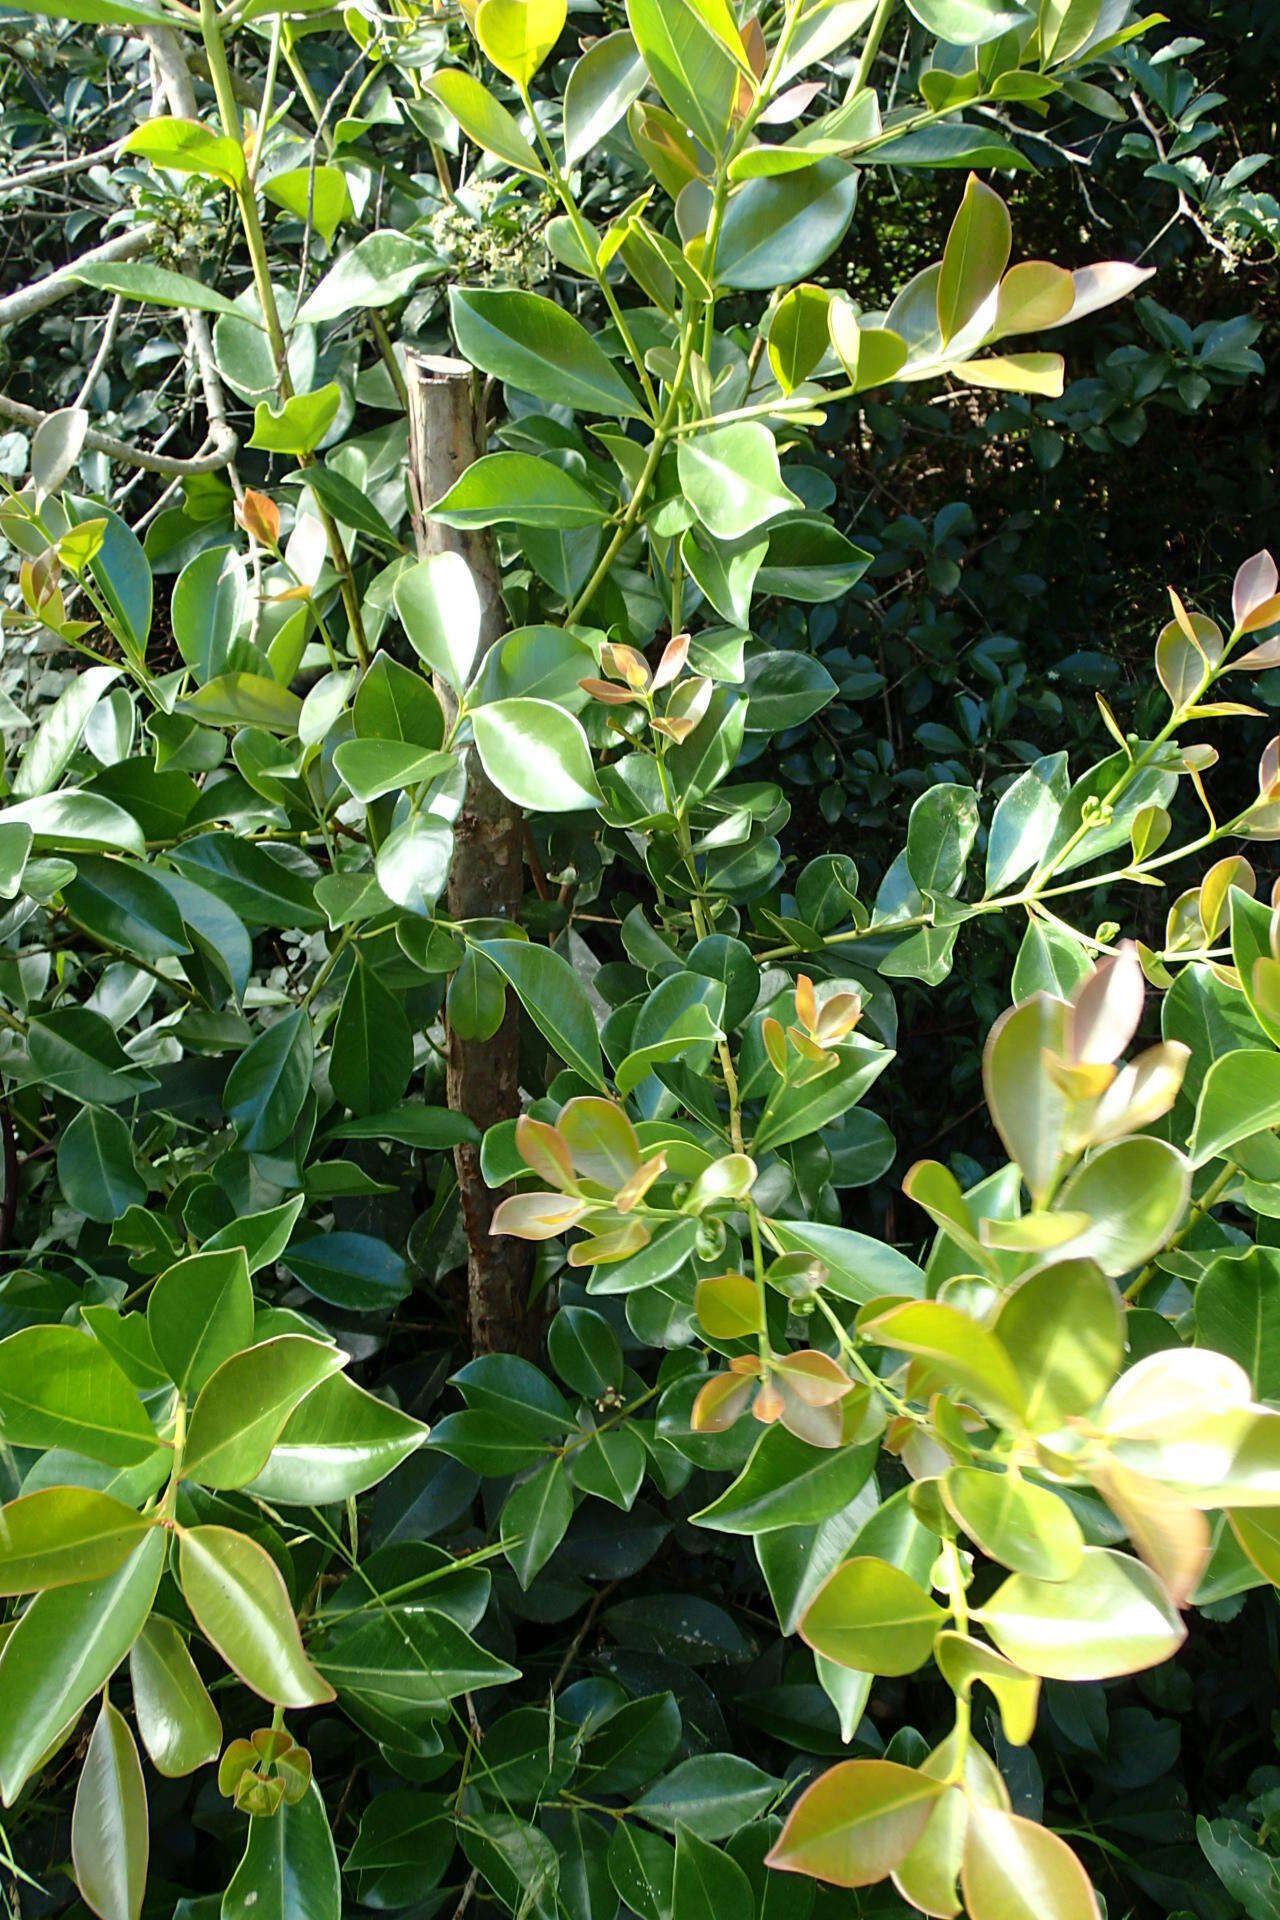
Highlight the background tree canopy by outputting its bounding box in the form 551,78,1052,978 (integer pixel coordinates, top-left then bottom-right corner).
0,2,1278,1918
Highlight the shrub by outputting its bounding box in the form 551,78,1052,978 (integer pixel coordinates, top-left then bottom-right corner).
0,1,1277,1917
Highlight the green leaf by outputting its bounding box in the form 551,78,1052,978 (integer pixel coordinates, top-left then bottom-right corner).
168,833,325,930
906,782,980,894
31,406,88,499
682,529,767,628
345,1794,454,1908
570,1426,645,1509
766,1217,926,1303
0,821,32,900
72,259,247,319
0,0,171,24
393,550,482,692
985,752,1068,895
1190,1049,1280,1168
330,956,413,1115
204,1196,307,1274
481,939,606,1086
430,453,608,530
68,499,152,655
1196,1248,1280,1401
672,1826,754,1920
333,740,453,802
633,1754,779,1840
71,1698,148,1920
0,789,143,857
753,1038,891,1151
678,423,803,540
0,1529,165,1804
13,663,120,799
327,1103,478,1149
124,116,246,189
63,853,190,961
0,1324,158,1465
376,814,454,917
937,172,1013,344
31,1006,156,1105
183,1336,346,1489
223,1009,314,1153
501,1459,574,1588
994,1260,1122,1429
448,948,507,1043
261,165,354,243
178,1525,334,1707
297,232,437,323
982,993,1070,1205
279,1233,410,1312
292,464,397,547
625,0,746,156
765,1758,944,1887
58,1105,147,1222
860,1299,1026,1421
716,161,859,292
179,673,303,735
475,0,566,85
935,1631,1040,1746
961,1803,1099,1920
800,1557,946,1675
1054,1136,1190,1278
547,1305,624,1396
1011,918,1091,1002
429,1409,550,1475
472,699,603,811
249,384,341,456
129,1617,222,1777
450,288,644,419
564,30,649,165
354,654,445,748
608,1823,675,1920
906,0,1032,42
464,1814,559,1918
223,1784,341,1920
693,1425,878,1533
976,1546,1185,1679
317,1605,519,1712
0,1487,154,1594
941,1468,1084,1579
769,284,832,393
755,1484,882,1635
245,1371,430,1504
147,1248,254,1398
423,70,547,178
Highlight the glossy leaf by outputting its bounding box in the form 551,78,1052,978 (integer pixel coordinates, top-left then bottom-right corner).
178,1526,334,1707
129,1617,222,1777
72,1698,148,1920
800,1556,946,1675
977,1547,1185,1680
183,1336,346,1489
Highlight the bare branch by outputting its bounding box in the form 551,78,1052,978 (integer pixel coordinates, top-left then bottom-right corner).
0,224,157,329
0,391,236,475
0,138,126,196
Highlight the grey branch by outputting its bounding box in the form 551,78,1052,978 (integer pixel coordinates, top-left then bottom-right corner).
0,224,157,329
0,391,236,475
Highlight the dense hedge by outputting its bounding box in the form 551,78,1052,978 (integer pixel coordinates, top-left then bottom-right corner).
0,3,1278,1919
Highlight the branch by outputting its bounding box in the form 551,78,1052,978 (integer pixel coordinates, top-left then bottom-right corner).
145,25,243,496
0,137,127,196
0,391,236,475
0,224,156,329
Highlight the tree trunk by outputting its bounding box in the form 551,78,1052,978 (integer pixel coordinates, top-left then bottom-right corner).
405,351,537,1360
